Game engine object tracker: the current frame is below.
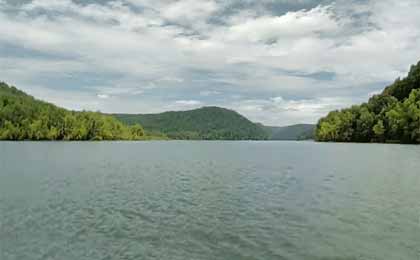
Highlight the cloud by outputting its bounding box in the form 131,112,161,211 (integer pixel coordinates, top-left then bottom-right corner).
160,99,205,111
23,0,73,11
97,93,110,99
226,5,339,43
161,0,218,25
158,77,184,83
174,100,203,106
200,90,221,96
1,0,420,125
231,96,356,126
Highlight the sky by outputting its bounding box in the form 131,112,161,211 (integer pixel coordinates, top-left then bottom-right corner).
1,0,420,126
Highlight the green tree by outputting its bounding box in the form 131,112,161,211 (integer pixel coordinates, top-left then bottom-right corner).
373,120,385,142
130,124,145,139
0,82,148,141
403,89,420,143
316,60,420,144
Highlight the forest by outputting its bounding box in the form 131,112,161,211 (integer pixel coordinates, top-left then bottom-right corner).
0,81,309,141
316,61,420,144
263,124,315,140
0,82,147,140
114,107,269,140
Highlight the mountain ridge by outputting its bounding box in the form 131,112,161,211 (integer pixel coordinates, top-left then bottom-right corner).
114,107,315,141
113,106,269,140
263,124,315,140
0,81,315,141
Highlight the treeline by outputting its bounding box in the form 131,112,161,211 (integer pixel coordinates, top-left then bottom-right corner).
0,82,146,140
114,106,269,140
263,124,315,140
316,61,420,144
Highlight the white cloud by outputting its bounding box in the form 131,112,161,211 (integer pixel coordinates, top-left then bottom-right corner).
231,96,356,125
23,0,74,12
1,0,420,125
200,90,221,96
174,100,203,106
226,5,339,43
97,94,110,99
158,77,184,83
161,0,218,25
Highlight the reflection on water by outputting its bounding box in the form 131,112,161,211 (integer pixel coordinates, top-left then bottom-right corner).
0,141,420,260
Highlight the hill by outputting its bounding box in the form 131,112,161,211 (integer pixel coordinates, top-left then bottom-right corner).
0,82,146,140
264,124,315,140
0,82,314,141
316,60,420,144
114,107,269,140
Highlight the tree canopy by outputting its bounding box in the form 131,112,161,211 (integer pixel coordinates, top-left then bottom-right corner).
0,82,146,141
114,107,269,140
263,124,315,140
316,61,420,144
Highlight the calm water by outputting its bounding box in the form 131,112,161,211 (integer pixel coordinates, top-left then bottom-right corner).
0,141,420,260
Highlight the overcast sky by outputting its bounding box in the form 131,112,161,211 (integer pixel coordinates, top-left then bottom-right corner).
1,0,420,125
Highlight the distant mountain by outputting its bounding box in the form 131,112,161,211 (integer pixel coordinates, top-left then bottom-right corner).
263,124,315,140
114,107,269,140
0,82,147,140
0,81,314,141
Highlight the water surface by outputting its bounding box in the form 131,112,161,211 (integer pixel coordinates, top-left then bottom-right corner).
1,141,420,259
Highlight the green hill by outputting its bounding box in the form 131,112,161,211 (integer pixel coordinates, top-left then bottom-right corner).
0,82,314,141
114,107,269,140
316,60,420,144
0,82,146,140
264,124,315,140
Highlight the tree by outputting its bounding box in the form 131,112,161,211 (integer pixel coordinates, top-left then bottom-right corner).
355,106,375,142
373,120,385,142
130,124,145,139
404,89,420,143
0,121,18,139
316,60,420,144
0,82,148,141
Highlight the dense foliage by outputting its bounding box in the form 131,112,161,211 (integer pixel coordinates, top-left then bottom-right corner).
0,82,146,140
316,61,420,143
114,107,269,140
264,124,315,140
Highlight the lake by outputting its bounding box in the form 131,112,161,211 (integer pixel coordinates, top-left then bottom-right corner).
0,141,419,260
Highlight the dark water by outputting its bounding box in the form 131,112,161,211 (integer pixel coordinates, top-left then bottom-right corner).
0,141,420,260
